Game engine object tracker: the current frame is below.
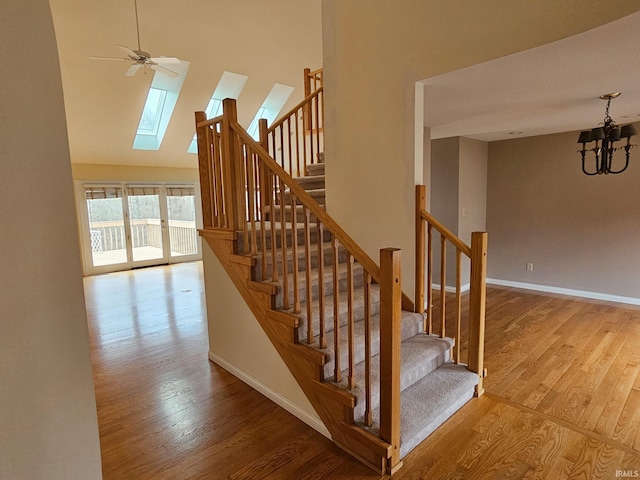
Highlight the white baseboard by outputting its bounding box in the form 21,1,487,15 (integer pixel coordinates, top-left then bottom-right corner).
431,282,471,294
208,351,332,439
487,278,640,306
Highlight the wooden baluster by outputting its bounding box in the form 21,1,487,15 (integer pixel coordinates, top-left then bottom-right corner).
246,148,257,255
347,254,355,390
317,221,326,349
279,175,289,310
258,120,271,279
455,249,462,363
440,235,446,338
294,110,301,176
195,111,213,228
426,223,433,334
269,175,278,283
286,118,293,177
258,164,268,280
332,237,342,382
415,185,426,315
379,248,402,473
279,124,286,175
364,271,373,427
304,208,313,344
314,93,320,163
302,109,308,174
320,88,324,133
468,232,488,397
290,192,300,313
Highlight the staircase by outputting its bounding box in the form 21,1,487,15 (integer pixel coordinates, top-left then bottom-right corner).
195,69,487,475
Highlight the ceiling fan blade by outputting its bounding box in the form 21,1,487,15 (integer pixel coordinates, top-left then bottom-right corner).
149,56,181,64
89,56,127,61
118,44,141,59
150,64,179,78
124,64,143,77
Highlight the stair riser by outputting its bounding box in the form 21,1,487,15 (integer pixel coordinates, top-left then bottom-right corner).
238,226,332,253
320,312,425,381
296,294,382,343
281,190,325,206
305,163,325,176
256,243,349,278
350,337,453,423
294,176,326,191
265,205,319,225
275,266,366,309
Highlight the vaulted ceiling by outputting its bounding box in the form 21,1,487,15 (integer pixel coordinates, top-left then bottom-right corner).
49,0,323,168
49,2,639,169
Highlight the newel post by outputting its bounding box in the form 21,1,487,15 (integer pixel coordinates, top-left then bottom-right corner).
221,98,243,231
379,248,403,474
195,111,213,229
468,231,488,396
415,185,426,315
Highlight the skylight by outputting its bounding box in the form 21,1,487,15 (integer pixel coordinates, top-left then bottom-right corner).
247,83,295,140
133,61,190,151
188,71,248,154
137,88,167,136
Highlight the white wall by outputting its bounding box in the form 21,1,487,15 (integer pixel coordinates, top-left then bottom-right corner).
0,0,103,478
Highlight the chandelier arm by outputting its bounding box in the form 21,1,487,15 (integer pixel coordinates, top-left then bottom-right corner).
580,151,599,176
607,147,631,174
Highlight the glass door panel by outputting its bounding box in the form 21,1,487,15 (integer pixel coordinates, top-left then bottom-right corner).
127,186,165,263
85,186,128,267
166,186,198,258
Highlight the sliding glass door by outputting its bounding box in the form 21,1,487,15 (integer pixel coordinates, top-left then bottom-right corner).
79,183,201,275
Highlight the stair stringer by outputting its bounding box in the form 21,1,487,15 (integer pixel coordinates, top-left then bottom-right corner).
201,229,393,474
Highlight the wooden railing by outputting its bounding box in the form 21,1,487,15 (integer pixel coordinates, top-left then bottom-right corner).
195,98,401,469
414,185,487,395
259,70,324,178
304,67,323,96
89,220,197,255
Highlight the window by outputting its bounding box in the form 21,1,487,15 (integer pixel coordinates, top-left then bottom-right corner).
246,83,295,140
137,88,167,136
188,71,248,154
133,61,190,151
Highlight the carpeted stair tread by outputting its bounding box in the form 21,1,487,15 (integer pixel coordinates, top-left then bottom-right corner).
333,334,455,422
293,283,381,341
306,309,426,380
364,363,478,458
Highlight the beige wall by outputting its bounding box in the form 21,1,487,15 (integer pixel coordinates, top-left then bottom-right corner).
487,129,640,300
322,1,640,299
202,244,326,434
430,137,487,285
202,2,640,438
0,0,103,478
72,163,199,183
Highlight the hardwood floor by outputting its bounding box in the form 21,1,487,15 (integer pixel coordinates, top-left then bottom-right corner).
84,262,640,479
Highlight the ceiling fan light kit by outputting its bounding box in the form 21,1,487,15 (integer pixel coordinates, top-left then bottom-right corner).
577,92,637,175
89,0,182,78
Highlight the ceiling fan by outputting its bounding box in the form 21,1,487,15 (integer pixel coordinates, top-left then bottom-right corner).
89,0,182,78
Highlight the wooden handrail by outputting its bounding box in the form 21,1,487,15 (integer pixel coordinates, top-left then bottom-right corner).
420,209,471,258
414,185,487,395
230,118,381,282
266,87,323,135
197,93,405,468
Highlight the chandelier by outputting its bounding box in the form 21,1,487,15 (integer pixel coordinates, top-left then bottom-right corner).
577,93,637,175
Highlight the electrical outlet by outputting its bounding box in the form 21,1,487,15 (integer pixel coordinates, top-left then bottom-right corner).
526,263,534,272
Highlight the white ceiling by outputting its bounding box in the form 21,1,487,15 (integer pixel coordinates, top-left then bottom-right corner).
48,0,323,168
422,11,640,142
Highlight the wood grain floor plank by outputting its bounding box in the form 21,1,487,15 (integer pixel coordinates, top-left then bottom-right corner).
84,266,640,479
